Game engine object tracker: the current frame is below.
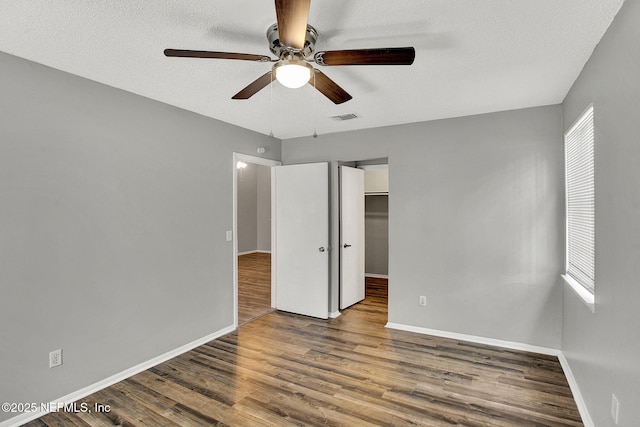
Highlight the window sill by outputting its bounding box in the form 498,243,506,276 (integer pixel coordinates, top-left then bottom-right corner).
562,274,595,313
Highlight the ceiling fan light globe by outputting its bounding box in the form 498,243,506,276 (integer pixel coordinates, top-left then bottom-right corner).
274,60,312,89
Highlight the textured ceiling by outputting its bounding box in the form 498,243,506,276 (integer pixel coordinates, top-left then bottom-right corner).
0,0,624,139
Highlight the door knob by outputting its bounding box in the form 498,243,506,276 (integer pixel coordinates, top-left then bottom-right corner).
318,247,325,252
343,244,352,248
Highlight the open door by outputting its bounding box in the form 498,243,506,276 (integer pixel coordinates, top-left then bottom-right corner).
340,166,365,309
274,162,329,319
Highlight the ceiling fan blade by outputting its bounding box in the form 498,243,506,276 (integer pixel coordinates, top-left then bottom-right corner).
164,49,272,62
309,70,352,104
314,47,415,66
232,72,273,100
275,0,311,49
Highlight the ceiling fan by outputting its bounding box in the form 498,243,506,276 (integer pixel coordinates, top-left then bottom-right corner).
164,0,415,105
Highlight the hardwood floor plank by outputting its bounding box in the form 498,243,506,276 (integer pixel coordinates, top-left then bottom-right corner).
129,371,272,427
334,387,467,426
231,396,308,427
39,412,92,427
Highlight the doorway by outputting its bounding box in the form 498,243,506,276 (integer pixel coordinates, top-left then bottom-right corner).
339,160,389,314
234,157,385,324
358,163,389,280
233,153,280,327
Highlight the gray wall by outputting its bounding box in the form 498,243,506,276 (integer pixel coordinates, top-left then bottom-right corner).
561,0,640,425
237,163,258,253
365,195,389,276
283,105,564,349
237,163,271,254
0,52,280,422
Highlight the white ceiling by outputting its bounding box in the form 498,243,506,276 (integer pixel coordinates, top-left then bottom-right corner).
0,1,624,139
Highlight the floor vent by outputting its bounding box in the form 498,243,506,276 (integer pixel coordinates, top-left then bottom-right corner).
330,113,359,121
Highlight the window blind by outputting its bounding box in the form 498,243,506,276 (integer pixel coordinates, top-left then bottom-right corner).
565,105,595,293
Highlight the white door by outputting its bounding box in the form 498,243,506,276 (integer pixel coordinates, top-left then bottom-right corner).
274,162,329,319
340,166,365,309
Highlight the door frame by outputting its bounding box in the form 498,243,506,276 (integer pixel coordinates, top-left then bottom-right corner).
232,152,281,328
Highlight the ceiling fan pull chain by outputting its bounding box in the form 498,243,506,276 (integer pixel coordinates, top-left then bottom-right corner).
269,72,274,138
313,71,318,139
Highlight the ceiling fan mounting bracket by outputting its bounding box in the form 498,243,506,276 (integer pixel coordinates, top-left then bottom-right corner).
267,23,318,59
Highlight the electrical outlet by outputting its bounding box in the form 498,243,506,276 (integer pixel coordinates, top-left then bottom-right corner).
611,394,619,424
49,349,62,368
419,296,427,306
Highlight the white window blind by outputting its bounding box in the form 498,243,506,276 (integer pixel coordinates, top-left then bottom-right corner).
565,105,595,294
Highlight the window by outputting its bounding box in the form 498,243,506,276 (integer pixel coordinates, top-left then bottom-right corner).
564,105,595,302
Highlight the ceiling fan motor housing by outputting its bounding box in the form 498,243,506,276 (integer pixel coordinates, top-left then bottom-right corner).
267,23,318,59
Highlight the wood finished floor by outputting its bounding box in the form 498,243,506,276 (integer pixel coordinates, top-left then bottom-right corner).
237,252,273,326
26,275,582,426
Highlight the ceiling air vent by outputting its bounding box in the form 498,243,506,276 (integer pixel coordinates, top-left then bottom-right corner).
330,113,359,121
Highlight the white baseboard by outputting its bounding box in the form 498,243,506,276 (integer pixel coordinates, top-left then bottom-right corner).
238,250,271,256
365,273,388,279
557,353,594,427
329,311,341,319
385,322,560,356
0,324,236,427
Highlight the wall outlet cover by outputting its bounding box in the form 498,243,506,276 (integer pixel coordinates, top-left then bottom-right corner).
49,349,62,368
